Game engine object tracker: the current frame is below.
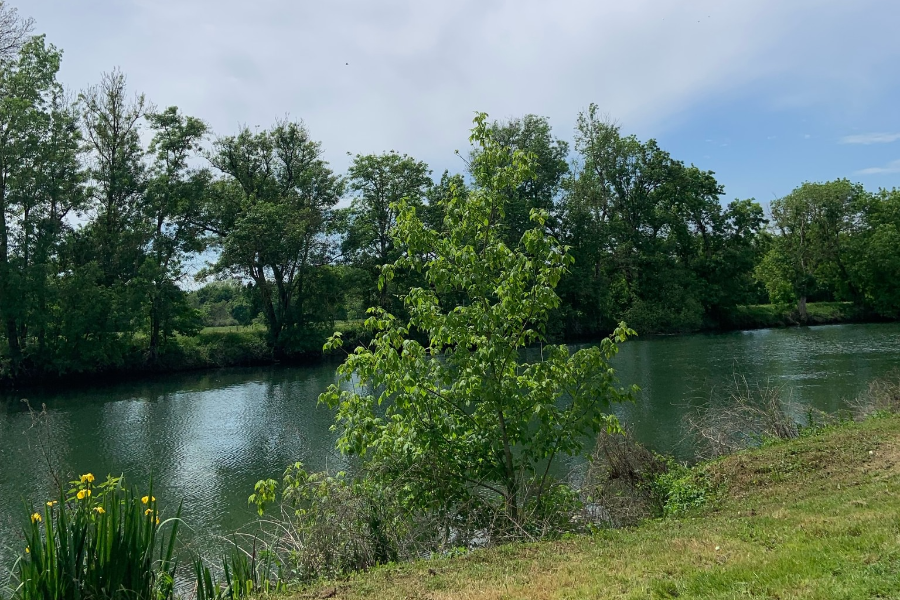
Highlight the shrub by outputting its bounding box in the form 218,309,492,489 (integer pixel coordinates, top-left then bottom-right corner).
248,463,449,582
685,375,800,460
582,429,669,527
650,461,712,517
849,370,900,419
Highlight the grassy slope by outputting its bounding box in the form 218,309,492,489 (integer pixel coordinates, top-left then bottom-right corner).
293,416,900,599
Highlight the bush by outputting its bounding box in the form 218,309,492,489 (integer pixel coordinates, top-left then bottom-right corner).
582,429,668,527
650,461,712,517
685,375,801,460
849,370,900,419
248,463,450,582
12,473,180,600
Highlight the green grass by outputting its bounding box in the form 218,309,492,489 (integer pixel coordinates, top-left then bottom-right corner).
723,301,861,331
287,415,900,599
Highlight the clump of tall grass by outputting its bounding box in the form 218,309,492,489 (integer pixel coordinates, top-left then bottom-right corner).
684,375,802,461
10,473,180,600
849,370,900,419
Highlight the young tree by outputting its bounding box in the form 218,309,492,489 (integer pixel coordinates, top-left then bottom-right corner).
205,120,343,353
321,114,634,524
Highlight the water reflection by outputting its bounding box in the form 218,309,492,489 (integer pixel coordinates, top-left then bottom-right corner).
1,323,899,563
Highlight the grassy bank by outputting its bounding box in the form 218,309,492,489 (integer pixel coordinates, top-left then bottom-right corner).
717,301,866,332
0,304,880,390
292,414,900,599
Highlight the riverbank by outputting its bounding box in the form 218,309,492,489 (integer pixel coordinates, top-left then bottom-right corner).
0,302,882,392
293,413,900,599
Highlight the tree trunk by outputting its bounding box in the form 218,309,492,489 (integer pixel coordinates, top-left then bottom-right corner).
798,296,808,323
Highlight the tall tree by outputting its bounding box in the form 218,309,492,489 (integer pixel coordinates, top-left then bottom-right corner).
756,180,864,320
205,119,343,353
473,115,568,246
341,151,431,309
0,0,33,62
80,69,148,288
142,106,208,359
0,35,82,371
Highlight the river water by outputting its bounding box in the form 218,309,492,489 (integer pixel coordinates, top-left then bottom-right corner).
1,322,899,563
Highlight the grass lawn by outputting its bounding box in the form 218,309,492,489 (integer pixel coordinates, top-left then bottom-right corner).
289,415,900,599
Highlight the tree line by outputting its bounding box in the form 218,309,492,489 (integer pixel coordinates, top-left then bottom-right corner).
1,4,898,380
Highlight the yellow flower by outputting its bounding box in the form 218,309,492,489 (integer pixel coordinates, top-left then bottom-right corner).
46,501,57,507
30,512,42,523
141,495,155,504
25,547,29,554
93,506,105,514
155,517,160,526
80,473,95,484
76,489,91,500
145,508,153,516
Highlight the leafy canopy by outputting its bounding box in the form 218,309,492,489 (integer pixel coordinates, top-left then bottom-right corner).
320,114,635,521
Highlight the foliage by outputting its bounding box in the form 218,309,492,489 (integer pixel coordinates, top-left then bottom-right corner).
203,120,344,355
320,114,636,527
649,460,712,517
756,180,865,320
558,104,767,336
12,473,180,600
248,462,450,583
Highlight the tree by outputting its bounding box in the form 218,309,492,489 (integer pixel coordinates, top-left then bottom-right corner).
205,119,343,353
340,151,431,309
0,35,82,371
756,180,863,320
474,115,568,246
0,0,34,62
142,106,208,359
320,114,634,525
845,188,900,317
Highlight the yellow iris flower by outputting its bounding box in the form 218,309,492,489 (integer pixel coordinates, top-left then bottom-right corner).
141,495,156,504
80,473,95,484
93,506,105,514
30,512,42,523
76,489,91,500
46,500,57,507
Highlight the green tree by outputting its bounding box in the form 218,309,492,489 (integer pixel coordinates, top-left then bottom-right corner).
474,115,568,246
845,188,900,317
320,114,634,524
142,106,208,359
756,180,864,320
205,120,343,354
0,35,83,372
340,151,431,309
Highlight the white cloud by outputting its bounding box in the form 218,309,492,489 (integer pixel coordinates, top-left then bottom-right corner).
856,159,900,175
841,132,900,145
23,0,900,176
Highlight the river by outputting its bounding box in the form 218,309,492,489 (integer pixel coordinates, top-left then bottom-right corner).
1,322,899,564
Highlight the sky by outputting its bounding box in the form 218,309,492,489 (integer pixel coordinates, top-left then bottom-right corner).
23,0,900,205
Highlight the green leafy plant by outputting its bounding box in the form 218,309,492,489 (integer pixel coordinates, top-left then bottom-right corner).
13,473,180,600
320,113,636,529
651,461,712,517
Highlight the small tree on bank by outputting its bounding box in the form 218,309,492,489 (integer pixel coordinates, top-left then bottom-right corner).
320,114,635,526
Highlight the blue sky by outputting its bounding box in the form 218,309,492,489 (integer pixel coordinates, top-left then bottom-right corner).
22,0,900,206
